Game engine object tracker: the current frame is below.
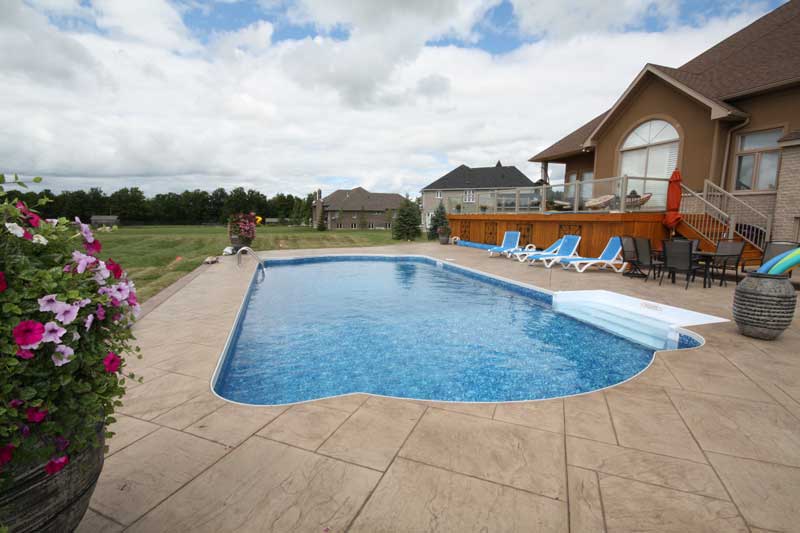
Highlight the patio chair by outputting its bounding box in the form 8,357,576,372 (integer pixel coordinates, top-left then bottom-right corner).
744,241,799,277
709,239,745,285
659,239,702,289
560,236,626,272
530,234,582,268
511,238,561,262
621,236,646,278
634,237,663,281
487,231,521,257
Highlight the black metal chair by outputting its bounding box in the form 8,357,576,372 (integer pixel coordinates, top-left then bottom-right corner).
710,239,745,285
621,236,645,278
744,241,799,277
660,239,702,289
634,238,663,282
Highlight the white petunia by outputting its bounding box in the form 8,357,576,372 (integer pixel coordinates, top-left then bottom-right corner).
32,234,48,245
4,222,25,238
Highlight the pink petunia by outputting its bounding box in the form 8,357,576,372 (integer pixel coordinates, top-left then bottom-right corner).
42,322,66,344
22,229,32,241
106,258,123,279
52,345,74,366
75,217,94,243
84,239,102,256
20,425,30,438
54,303,79,325
84,314,94,330
127,292,138,306
16,348,34,360
38,294,63,313
54,436,70,451
0,444,14,467
13,320,44,347
71,251,97,274
0,271,6,293
93,261,110,284
103,352,121,373
8,399,23,408
26,212,42,228
96,304,106,320
44,455,69,475
26,407,47,423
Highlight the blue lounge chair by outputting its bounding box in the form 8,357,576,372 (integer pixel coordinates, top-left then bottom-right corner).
511,238,561,262
530,235,581,268
560,237,626,272
488,231,521,257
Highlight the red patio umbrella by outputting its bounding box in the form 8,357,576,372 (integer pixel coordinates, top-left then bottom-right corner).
662,169,683,230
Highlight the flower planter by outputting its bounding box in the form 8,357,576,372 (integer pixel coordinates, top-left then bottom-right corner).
0,431,104,533
438,234,450,244
733,272,797,340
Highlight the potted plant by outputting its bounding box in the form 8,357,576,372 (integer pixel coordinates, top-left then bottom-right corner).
427,202,450,244
0,177,139,532
228,212,256,251
733,272,797,340
437,226,451,244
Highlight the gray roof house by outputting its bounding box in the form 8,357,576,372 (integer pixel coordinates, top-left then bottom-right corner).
420,162,534,227
312,187,406,230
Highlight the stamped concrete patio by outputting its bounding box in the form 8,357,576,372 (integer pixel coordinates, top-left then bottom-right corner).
77,241,800,533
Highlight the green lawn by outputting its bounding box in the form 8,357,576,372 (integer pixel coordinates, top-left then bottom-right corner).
100,225,401,302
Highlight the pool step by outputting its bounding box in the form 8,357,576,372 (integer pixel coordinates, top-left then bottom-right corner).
559,301,677,350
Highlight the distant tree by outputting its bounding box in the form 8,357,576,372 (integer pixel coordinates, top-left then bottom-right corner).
209,187,228,223
427,201,449,240
357,209,368,229
316,212,326,231
392,197,421,241
109,187,147,224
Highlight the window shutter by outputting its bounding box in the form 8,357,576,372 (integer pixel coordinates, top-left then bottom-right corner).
666,142,679,174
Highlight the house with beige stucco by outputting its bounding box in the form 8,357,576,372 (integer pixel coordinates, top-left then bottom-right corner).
531,0,800,246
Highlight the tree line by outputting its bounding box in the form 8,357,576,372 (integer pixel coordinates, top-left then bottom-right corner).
12,187,314,225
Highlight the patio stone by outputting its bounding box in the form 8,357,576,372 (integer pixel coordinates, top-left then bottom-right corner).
599,474,748,532
105,414,160,457
564,392,617,444
185,403,288,447
350,458,568,532
126,437,380,533
152,343,222,379
318,396,425,471
419,400,496,418
92,427,227,525
310,393,369,413
151,390,226,430
604,386,706,462
566,436,728,499
257,403,349,450
121,366,166,389
634,356,682,388
707,452,800,532
669,390,800,466
400,408,566,500
75,509,123,533
493,398,564,433
567,466,605,533
662,349,773,401
119,372,208,420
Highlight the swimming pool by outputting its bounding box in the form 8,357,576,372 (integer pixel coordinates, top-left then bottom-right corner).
213,256,691,405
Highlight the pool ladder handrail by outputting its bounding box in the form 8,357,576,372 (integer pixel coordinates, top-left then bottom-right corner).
236,247,266,282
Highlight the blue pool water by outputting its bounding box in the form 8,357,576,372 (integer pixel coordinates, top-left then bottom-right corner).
214,257,656,405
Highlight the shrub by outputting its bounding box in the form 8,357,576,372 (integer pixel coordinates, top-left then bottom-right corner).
392,197,421,241
427,201,449,240
228,212,256,244
0,175,139,487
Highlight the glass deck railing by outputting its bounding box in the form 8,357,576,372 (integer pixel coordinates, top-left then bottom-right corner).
445,175,669,215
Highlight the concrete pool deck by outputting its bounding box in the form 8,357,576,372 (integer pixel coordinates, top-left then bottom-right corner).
78,242,800,532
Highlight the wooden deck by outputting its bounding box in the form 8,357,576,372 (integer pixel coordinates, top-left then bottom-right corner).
448,212,670,258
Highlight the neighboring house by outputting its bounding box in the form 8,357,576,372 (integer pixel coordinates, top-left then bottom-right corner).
421,162,534,228
312,187,405,230
530,0,800,242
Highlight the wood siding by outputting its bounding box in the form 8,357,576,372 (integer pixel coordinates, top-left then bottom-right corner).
448,212,669,258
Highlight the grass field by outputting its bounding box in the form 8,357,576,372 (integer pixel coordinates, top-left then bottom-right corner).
101,225,401,302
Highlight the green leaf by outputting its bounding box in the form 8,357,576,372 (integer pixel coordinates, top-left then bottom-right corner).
19,387,37,400
32,176,43,183
2,303,22,315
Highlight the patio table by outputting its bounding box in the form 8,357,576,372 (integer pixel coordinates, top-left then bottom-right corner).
694,251,740,288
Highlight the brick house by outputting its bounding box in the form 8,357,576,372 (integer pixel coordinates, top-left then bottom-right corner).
531,0,800,244
420,162,534,229
312,187,406,230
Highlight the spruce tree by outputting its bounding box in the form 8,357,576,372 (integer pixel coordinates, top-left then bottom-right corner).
427,201,449,240
392,197,421,241
316,213,326,231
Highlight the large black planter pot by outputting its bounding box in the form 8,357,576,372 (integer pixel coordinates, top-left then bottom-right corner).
733,272,797,340
439,234,450,244
0,431,105,532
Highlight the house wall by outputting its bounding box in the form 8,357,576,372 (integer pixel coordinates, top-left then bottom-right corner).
563,152,595,179
593,74,716,191
421,189,526,227
326,209,395,229
773,145,800,241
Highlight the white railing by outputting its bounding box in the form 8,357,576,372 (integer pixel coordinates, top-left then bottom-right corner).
236,246,266,282
679,185,735,245
702,180,770,250
445,175,670,215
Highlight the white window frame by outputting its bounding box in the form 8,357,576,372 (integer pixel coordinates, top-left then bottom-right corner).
734,128,783,191
435,191,442,199
619,120,680,179
463,189,475,203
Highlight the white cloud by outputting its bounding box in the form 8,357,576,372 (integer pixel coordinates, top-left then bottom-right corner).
0,0,771,198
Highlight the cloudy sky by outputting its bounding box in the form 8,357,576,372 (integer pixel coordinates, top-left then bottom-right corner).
0,0,783,197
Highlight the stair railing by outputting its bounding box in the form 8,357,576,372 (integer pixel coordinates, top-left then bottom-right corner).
236,247,266,282
679,184,734,245
702,180,770,250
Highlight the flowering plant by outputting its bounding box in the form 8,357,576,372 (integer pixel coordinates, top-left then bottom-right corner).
228,212,256,243
0,176,138,486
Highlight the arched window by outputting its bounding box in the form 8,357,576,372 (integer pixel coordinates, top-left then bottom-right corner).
619,120,679,179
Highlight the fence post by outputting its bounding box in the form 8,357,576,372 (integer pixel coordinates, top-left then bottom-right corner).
728,214,736,239
540,185,546,213
573,182,580,213
515,190,520,213
620,175,628,213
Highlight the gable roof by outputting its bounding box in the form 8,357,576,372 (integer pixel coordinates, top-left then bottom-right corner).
319,187,405,211
531,1,800,162
422,163,534,190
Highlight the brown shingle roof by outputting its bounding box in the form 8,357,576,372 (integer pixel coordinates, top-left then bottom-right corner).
422,163,534,190
319,187,405,212
531,1,800,162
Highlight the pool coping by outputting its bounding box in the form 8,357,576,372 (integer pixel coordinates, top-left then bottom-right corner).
209,253,715,408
